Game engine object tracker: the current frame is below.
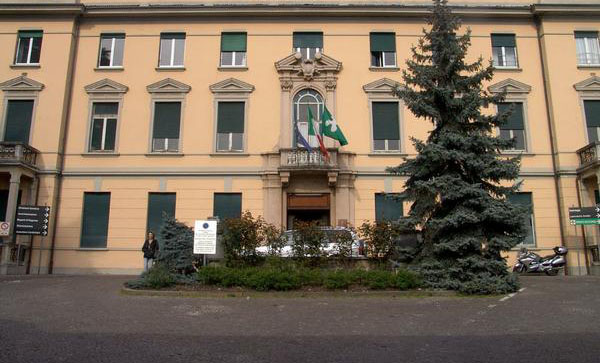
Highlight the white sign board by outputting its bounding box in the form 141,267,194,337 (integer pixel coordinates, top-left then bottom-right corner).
0,222,9,236
193,220,217,255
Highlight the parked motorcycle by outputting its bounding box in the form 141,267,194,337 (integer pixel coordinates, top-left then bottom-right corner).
513,246,568,276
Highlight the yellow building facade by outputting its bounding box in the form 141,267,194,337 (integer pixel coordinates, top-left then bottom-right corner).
0,0,598,275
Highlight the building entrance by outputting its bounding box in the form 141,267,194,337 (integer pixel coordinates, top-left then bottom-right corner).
286,193,330,230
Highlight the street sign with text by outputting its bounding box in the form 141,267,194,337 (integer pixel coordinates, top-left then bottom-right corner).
15,206,50,236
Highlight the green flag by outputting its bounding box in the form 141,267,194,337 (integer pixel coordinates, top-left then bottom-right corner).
321,106,348,146
308,107,318,136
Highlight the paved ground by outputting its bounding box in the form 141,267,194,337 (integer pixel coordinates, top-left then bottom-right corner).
1,275,600,363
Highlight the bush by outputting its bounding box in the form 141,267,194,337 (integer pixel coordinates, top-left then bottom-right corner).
359,221,400,261
244,269,301,291
221,211,264,266
326,228,355,259
292,221,327,262
125,264,177,289
323,270,354,289
156,215,198,274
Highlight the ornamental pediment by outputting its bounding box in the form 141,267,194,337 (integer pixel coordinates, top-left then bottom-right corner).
488,78,531,94
574,76,600,92
146,78,191,93
275,52,342,80
84,78,128,94
209,78,255,94
363,78,402,94
0,75,44,92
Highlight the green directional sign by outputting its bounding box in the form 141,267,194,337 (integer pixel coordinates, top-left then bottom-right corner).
569,206,600,225
570,218,600,225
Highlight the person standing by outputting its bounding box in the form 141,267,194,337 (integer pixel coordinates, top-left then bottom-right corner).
142,231,159,273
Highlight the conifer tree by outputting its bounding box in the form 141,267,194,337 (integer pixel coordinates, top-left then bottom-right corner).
389,0,527,294
155,214,197,273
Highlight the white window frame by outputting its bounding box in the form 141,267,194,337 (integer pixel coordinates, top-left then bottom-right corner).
89,102,120,152
158,35,185,68
214,100,248,153
576,34,600,66
495,100,530,153
220,51,247,68
150,100,183,153
292,89,324,149
98,35,124,68
492,46,519,68
295,47,321,60
369,100,402,153
15,36,39,65
371,51,397,68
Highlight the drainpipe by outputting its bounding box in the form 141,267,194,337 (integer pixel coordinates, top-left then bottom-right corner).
48,11,81,274
534,14,569,274
575,175,591,275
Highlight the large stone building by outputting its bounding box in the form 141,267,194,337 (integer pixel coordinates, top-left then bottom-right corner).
0,0,599,275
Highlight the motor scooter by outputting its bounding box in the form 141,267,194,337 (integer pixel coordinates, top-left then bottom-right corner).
513,246,568,276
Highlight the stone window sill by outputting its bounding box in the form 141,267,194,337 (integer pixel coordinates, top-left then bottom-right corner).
493,67,522,72
218,66,248,71
210,152,250,157
10,64,40,69
145,153,184,157
578,64,600,69
155,66,186,71
94,67,124,72
81,153,120,157
77,248,109,251
368,152,407,157
369,66,399,72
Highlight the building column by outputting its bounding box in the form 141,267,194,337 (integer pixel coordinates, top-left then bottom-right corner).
262,174,283,228
334,173,355,227
0,170,22,274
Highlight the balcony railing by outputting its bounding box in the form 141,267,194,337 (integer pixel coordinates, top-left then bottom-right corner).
280,148,337,169
0,142,39,168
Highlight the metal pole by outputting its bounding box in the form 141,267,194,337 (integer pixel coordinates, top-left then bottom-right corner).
203,254,207,268
37,235,44,275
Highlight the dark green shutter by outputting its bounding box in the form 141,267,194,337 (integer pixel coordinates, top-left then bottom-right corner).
508,192,534,245
91,119,103,150
293,32,323,48
18,30,42,38
217,102,245,133
147,193,176,236
101,33,125,39
4,100,34,144
375,193,403,222
213,193,242,220
161,32,185,40
584,100,600,127
575,31,598,39
370,32,396,52
595,190,600,205
221,32,247,52
80,193,111,248
153,102,181,139
498,103,524,130
93,102,118,115
491,34,516,47
104,119,117,150
372,102,399,140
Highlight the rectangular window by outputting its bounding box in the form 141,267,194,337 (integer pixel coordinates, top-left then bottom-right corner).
15,30,42,65
3,100,34,144
216,102,245,152
213,193,242,221
80,192,111,248
491,34,518,68
584,100,600,143
152,102,181,152
575,31,600,66
508,192,535,246
293,32,323,60
375,193,403,222
89,102,118,152
370,32,397,68
372,102,400,151
220,32,247,67
146,193,176,236
159,33,185,67
498,102,526,151
98,33,125,68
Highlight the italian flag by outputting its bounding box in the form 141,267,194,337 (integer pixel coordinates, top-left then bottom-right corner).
308,107,330,160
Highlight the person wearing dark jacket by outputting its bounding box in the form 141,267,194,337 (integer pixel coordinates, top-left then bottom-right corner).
142,231,159,272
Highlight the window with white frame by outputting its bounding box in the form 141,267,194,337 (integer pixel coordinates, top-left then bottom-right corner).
372,102,400,151
293,89,324,148
220,32,247,67
152,102,181,152
216,102,245,152
575,31,600,66
497,102,526,151
491,34,518,68
158,33,185,68
98,34,125,68
293,32,323,60
584,100,600,143
89,102,118,152
508,192,536,246
370,32,397,68
15,30,43,65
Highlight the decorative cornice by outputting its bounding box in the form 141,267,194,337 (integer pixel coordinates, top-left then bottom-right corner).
146,78,191,94
84,78,128,94
209,78,255,94
574,76,600,92
0,75,44,92
0,3,83,16
363,78,402,94
488,78,532,94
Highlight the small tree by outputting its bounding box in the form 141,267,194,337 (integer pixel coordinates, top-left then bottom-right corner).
291,221,327,264
156,214,197,274
221,211,264,266
359,221,399,262
388,0,526,294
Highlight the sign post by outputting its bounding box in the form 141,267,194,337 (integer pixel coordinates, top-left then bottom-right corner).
0,222,10,237
194,220,217,267
15,206,50,236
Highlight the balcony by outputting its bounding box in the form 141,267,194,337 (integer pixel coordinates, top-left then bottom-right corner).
280,148,337,170
0,142,39,169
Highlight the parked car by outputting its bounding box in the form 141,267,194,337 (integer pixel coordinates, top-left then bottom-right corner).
256,226,365,258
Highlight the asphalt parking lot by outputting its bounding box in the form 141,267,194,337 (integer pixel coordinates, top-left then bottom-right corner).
1,274,600,363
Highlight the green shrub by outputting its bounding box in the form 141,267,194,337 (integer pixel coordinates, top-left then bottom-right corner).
244,269,301,291
156,215,199,274
296,268,324,286
391,269,422,290
359,221,400,261
292,221,327,262
323,270,354,289
144,264,176,289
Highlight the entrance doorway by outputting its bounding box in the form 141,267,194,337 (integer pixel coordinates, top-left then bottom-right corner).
286,193,330,230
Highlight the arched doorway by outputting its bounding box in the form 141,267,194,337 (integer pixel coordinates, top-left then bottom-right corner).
293,89,323,148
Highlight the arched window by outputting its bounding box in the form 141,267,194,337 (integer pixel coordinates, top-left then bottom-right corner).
293,89,323,147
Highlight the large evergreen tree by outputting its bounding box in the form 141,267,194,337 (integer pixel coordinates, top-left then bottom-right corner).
389,0,527,294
